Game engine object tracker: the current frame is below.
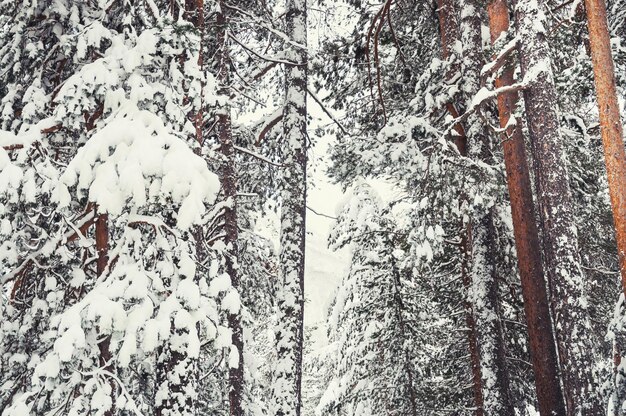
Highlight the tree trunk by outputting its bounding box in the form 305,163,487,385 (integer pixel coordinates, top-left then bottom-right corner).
436,0,467,152
95,209,114,416
272,1,307,415
584,0,626,297
459,2,515,415
486,2,569,416
514,1,600,414
390,252,419,416
436,3,484,414
215,2,245,415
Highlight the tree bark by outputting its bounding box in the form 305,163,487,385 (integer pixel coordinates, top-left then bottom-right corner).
272,1,307,416
95,209,114,416
215,2,245,415
459,2,515,415
486,2,569,416
436,0,467,152
436,3,484,414
584,0,626,297
514,1,600,414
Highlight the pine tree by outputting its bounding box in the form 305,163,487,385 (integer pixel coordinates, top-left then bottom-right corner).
485,0,569,415
435,3,484,412
319,184,468,416
514,0,600,413
458,2,515,414
272,1,308,415
0,1,237,414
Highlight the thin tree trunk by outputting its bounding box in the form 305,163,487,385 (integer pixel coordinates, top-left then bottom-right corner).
584,0,626,296
459,2,515,415
486,2,569,416
272,1,307,415
215,2,245,415
390,250,418,416
436,3,484,414
436,0,467,152
95,209,114,416
514,1,600,414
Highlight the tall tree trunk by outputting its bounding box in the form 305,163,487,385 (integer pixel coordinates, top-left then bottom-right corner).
272,1,307,415
216,2,245,415
514,1,600,414
436,3,484,414
584,2,626,414
584,0,626,296
459,2,515,415
436,0,466,152
486,1,569,416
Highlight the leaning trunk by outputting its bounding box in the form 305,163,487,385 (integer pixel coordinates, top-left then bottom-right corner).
486,1,568,415
584,1,626,414
514,1,600,414
272,1,308,415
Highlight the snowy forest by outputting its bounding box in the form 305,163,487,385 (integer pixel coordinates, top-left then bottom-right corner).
3,0,626,415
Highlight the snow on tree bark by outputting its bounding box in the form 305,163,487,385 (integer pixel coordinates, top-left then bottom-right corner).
272,1,307,415
487,1,568,415
515,1,601,414
436,2,484,414
584,0,626,296
459,2,515,414
215,2,245,415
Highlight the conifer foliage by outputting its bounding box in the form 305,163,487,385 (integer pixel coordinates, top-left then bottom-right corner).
1,0,626,415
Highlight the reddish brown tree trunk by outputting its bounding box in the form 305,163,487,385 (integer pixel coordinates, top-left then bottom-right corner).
216,2,245,415
487,2,568,416
95,209,114,416
584,0,626,297
515,0,599,414
436,3,483,415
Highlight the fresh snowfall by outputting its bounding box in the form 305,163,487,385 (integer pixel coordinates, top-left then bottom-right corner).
2,1,626,416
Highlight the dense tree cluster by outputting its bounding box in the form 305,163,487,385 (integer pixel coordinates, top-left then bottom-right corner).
1,0,626,415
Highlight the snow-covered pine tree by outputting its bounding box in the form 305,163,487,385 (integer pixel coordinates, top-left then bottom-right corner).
315,1,538,413
272,1,308,415
319,184,441,416
458,2,514,413
0,1,241,414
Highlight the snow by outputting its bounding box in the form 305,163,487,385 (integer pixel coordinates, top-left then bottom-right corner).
55,110,220,230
